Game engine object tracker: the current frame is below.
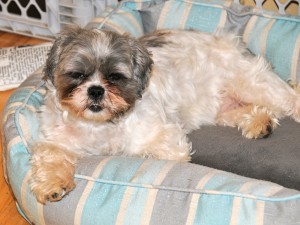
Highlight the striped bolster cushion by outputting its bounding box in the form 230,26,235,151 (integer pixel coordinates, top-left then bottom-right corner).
86,0,300,84
2,69,300,224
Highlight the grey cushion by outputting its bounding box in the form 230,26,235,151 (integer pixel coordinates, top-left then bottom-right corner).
189,118,300,190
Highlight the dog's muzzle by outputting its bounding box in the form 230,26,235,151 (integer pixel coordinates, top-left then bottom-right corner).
87,85,104,112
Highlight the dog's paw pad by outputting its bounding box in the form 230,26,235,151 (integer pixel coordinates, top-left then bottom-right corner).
240,107,278,139
48,187,68,202
32,179,76,204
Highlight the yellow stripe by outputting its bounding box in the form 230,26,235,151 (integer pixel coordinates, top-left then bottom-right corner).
157,1,173,29
74,157,113,225
291,35,300,82
140,161,176,225
115,160,152,225
260,19,275,57
185,170,219,225
243,16,258,45
179,3,193,29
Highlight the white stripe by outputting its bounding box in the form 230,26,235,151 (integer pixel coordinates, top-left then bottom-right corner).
157,1,173,29
115,160,152,225
255,185,282,225
179,3,193,29
255,186,283,225
21,171,33,223
120,10,143,34
264,185,283,197
255,201,265,225
291,35,300,82
140,161,176,225
74,157,113,225
243,16,258,45
230,181,256,225
7,136,22,150
3,103,36,123
37,202,46,225
185,170,219,225
19,114,30,148
91,17,125,34
218,2,229,29
218,10,228,29
260,19,275,57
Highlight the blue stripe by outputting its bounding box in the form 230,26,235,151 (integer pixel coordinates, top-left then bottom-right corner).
247,16,269,56
80,157,145,225
266,20,300,81
122,160,168,225
8,143,31,201
7,143,38,222
203,173,247,192
237,198,257,225
193,194,233,225
184,3,222,33
109,7,144,37
160,1,189,29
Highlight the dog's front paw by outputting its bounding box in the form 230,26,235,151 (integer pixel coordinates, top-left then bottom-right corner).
30,158,76,204
30,142,78,204
31,171,76,204
31,178,76,204
240,106,278,139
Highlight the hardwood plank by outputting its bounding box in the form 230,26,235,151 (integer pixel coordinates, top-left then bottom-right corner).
0,31,47,225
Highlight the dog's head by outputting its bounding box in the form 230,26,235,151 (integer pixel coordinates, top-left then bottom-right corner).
45,25,153,122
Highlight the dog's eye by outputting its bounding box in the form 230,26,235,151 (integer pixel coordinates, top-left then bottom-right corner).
108,73,125,82
70,72,85,79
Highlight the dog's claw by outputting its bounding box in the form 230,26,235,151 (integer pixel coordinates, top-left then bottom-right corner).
241,108,278,139
261,123,273,138
51,192,59,199
32,178,76,204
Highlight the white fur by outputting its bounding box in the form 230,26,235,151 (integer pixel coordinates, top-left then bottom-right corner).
37,30,300,161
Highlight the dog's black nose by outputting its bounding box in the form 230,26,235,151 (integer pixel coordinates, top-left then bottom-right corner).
88,86,105,100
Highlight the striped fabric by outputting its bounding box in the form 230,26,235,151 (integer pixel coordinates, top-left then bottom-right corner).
86,0,300,84
2,70,300,224
2,1,300,224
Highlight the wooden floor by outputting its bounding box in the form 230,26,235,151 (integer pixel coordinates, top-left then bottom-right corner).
0,31,47,225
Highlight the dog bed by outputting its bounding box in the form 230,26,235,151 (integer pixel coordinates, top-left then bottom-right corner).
86,0,300,190
2,0,300,224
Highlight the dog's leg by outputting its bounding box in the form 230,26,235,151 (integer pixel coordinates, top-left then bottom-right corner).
128,122,192,161
217,56,300,135
217,104,278,139
30,142,78,204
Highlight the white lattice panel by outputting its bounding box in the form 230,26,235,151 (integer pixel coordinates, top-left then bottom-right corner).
235,0,300,15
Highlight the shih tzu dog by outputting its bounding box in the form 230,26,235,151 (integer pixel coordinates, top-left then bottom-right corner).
30,25,300,203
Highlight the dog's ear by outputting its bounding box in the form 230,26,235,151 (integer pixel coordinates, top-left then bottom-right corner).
128,38,153,97
44,25,82,83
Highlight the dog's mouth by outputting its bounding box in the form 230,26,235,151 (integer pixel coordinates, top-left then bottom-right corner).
88,104,102,112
